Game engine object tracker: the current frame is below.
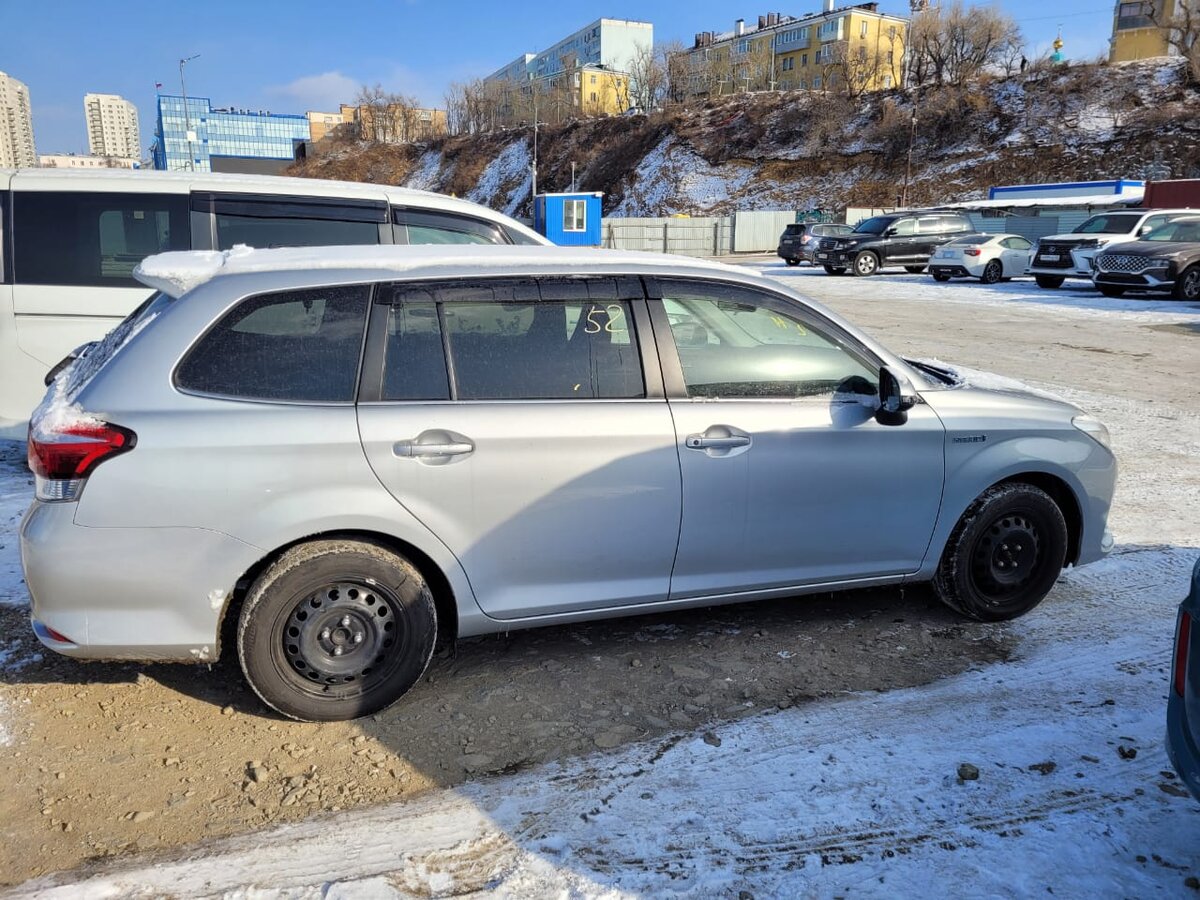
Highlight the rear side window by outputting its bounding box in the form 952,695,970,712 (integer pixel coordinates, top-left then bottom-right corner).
177,285,370,402
13,191,190,286
394,210,506,246
201,195,386,251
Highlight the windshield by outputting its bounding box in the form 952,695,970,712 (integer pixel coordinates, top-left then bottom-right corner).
853,216,894,235
813,224,853,236
1142,219,1200,242
782,224,805,236
1073,214,1140,235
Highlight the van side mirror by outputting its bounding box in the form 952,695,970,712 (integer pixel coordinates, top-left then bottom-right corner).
876,365,917,426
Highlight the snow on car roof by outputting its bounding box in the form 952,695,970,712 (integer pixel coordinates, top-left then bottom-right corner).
134,244,757,298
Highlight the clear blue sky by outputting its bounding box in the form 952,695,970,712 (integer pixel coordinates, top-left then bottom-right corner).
6,0,1117,155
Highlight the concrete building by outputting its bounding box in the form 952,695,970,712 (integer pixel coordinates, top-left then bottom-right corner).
84,93,140,159
484,18,652,118
340,103,448,143
685,3,907,96
152,95,310,173
0,71,37,168
40,153,139,169
1109,0,1178,61
306,110,345,142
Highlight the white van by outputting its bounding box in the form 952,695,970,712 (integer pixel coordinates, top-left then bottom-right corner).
0,169,547,438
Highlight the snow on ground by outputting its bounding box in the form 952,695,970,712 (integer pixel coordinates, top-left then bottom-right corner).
9,273,1198,897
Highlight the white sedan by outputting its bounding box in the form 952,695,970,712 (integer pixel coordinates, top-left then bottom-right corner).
929,234,1033,284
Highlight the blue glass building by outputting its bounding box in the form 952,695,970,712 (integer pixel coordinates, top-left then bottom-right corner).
152,95,310,172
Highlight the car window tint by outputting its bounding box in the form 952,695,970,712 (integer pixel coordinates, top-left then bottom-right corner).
381,301,451,401
406,224,496,245
916,217,943,234
177,285,369,402
443,297,644,400
13,191,190,286
661,287,877,400
215,214,380,250
891,218,915,236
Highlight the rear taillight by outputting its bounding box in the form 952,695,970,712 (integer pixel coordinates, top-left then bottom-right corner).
964,248,982,257
1176,611,1192,698
801,234,812,244
28,420,136,501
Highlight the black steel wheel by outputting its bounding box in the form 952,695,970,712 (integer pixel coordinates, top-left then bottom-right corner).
981,260,1003,284
238,540,437,721
933,483,1068,621
1174,265,1200,301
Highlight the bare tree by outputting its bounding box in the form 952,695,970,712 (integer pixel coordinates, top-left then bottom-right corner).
908,1,1023,88
354,84,426,143
1150,0,1200,85
660,40,692,105
628,43,667,110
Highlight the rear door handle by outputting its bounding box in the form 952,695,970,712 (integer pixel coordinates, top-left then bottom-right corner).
393,430,475,464
395,441,473,457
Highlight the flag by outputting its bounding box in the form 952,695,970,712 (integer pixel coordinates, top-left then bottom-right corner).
155,82,163,90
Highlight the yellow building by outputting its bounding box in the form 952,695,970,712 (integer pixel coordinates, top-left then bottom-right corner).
337,103,448,143
686,3,907,96
573,67,630,115
306,110,344,142
1109,0,1174,61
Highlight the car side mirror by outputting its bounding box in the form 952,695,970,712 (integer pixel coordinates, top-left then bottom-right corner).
885,227,898,237
876,365,917,426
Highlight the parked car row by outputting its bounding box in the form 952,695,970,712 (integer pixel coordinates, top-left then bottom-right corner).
777,208,1200,300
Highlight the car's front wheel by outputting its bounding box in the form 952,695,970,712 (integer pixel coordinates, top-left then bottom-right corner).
238,540,437,721
1174,264,1200,301
933,483,1068,622
981,260,1003,284
852,252,879,277
1035,275,1065,289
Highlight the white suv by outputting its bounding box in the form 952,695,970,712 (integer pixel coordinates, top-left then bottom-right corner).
1029,209,1197,289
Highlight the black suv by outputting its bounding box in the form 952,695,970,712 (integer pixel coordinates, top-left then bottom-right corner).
815,211,977,276
1092,216,1200,301
777,223,854,266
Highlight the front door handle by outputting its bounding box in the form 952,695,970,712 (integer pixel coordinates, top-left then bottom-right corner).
685,425,752,458
686,435,750,450
396,441,473,457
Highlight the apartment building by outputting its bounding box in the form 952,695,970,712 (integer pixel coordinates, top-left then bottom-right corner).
40,153,139,169
1109,0,1178,61
0,71,37,168
339,103,448,143
685,2,907,96
84,93,141,159
484,18,652,117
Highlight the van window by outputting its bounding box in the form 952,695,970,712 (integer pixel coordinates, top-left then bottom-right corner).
13,192,190,287
176,285,370,402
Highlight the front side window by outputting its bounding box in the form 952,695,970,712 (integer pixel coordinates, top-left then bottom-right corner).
891,218,916,236
660,284,877,399
206,196,386,251
14,191,190,286
395,209,506,246
1144,219,1200,242
563,199,587,232
177,285,370,402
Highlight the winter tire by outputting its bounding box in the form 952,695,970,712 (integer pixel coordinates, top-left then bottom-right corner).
904,265,927,274
1098,285,1127,298
852,252,879,277
823,265,847,275
1174,265,1200,301
1035,275,1065,289
933,483,1068,622
981,260,1003,284
238,539,437,721
932,273,952,282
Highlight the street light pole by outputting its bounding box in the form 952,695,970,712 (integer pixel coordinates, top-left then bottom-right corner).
179,54,200,171
901,93,918,208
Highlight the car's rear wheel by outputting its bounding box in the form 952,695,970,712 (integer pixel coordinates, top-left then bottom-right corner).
785,258,800,266
852,252,879,277
823,265,847,275
1035,275,1065,289
1174,264,1200,301
1098,285,1127,298
238,540,437,721
933,483,1068,622
981,260,1003,284
904,265,926,274
932,273,952,282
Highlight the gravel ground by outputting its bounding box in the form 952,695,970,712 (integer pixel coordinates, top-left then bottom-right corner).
0,266,1197,887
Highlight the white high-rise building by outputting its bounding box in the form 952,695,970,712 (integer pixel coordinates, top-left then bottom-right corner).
84,93,140,159
0,71,37,168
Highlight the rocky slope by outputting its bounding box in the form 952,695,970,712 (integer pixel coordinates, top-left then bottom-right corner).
289,59,1200,217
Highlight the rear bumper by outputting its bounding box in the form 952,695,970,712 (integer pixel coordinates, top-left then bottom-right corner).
20,501,264,662
1168,690,1200,802
930,265,972,278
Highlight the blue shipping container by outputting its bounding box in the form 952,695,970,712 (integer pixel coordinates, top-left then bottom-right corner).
534,192,603,246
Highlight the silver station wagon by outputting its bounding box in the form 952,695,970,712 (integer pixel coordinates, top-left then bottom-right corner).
20,246,1117,721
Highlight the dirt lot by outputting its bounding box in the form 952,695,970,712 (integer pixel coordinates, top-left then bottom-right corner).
0,269,1196,886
